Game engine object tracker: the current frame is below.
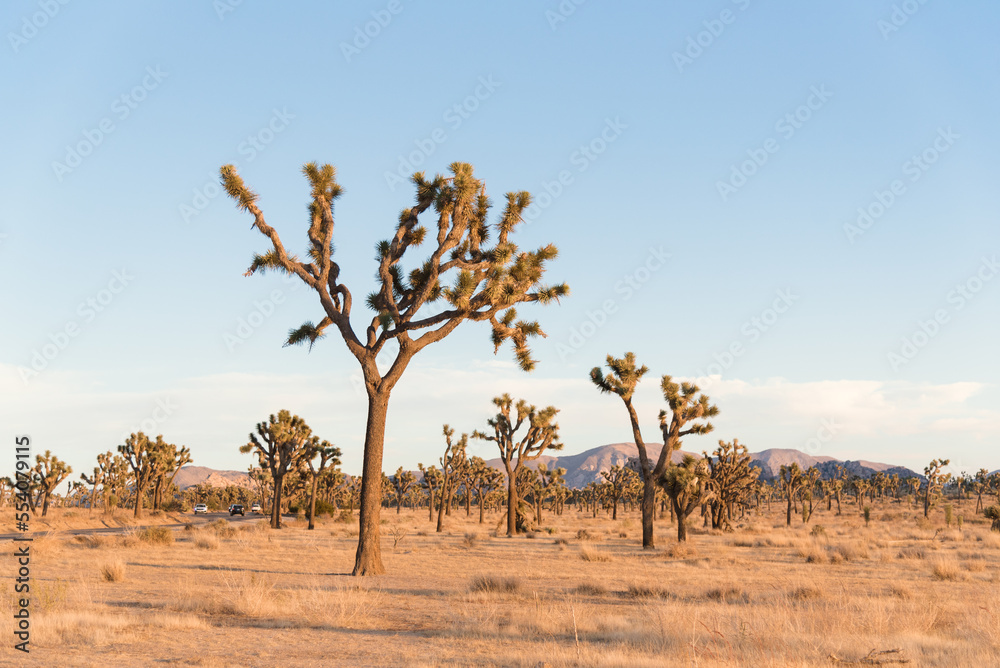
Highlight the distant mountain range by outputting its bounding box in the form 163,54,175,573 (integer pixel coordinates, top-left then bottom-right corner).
483,443,920,486
176,444,921,491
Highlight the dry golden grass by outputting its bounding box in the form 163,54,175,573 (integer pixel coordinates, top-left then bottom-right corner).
2,501,999,666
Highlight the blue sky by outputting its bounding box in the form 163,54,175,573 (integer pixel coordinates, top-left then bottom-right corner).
2,1,998,480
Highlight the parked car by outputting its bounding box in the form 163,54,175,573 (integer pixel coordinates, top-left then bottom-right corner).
250,503,262,514
193,503,208,514
230,504,245,517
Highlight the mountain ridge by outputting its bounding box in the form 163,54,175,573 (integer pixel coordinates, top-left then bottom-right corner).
176,444,921,490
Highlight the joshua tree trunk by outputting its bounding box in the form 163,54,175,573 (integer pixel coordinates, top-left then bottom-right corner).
354,390,390,576
307,472,320,530
786,495,793,527
436,478,448,532
505,465,518,537
478,489,486,524
640,472,656,547
271,473,285,528
674,498,689,542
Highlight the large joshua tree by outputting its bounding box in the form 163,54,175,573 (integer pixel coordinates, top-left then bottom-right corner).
241,410,315,529
472,394,561,537
590,353,719,549
221,161,568,575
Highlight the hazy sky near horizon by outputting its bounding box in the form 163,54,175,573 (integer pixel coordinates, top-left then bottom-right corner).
3,1,999,479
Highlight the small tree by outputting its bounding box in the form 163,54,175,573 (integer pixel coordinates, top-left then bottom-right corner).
472,394,561,537
303,441,341,530
241,411,315,528
418,464,443,522
32,451,72,517
467,457,503,524
705,439,758,530
779,463,805,527
923,459,951,518
149,440,193,511
590,354,718,549
389,467,417,514
984,505,1000,532
600,464,637,521
80,466,103,513
660,455,713,542
437,425,468,532
221,161,568,575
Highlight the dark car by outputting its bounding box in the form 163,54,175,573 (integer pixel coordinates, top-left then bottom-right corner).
229,504,245,516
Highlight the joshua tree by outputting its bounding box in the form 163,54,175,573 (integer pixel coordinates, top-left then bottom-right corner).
149,439,193,511
221,162,568,575
31,451,72,517
705,439,758,530
974,469,990,513
437,425,468,532
907,476,922,507
779,463,805,527
472,394,561,537
80,465,103,513
539,463,569,517
467,457,503,524
240,411,316,528
600,464,637,521
418,464,443,522
590,353,718,549
119,433,157,518
984,505,1000,532
660,454,713,542
389,467,417,514
801,466,821,523
303,441,341,530
923,459,951,518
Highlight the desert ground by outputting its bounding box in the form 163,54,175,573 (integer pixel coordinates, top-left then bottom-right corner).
2,501,997,667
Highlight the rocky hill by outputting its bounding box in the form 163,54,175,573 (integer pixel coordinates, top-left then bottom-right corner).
748,448,919,481
172,466,254,490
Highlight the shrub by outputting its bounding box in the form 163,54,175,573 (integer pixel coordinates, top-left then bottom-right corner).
789,585,824,601
469,576,520,594
101,560,126,582
211,520,237,539
138,527,174,545
944,504,954,528
72,535,108,549
705,586,749,604
196,535,220,550
931,558,962,581
336,509,354,523
462,532,478,548
810,525,826,538
573,582,608,596
579,546,612,562
863,506,871,527
664,542,697,559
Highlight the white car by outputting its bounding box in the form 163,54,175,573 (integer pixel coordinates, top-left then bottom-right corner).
193,504,208,514
250,503,262,514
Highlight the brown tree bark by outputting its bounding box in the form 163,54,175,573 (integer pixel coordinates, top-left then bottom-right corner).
352,391,389,576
